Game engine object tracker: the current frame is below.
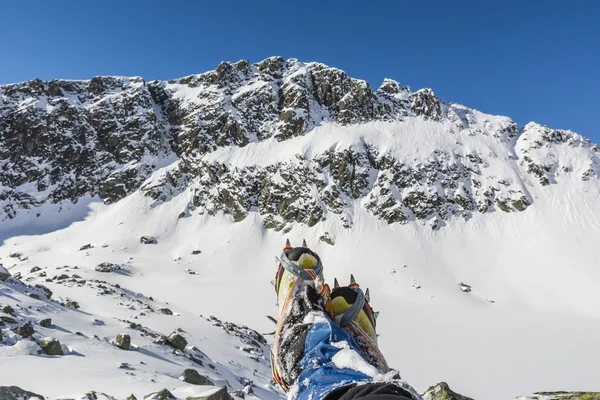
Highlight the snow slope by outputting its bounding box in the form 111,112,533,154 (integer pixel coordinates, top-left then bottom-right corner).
1,115,600,400
1,56,600,399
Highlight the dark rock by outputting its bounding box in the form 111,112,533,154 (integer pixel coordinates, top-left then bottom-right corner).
166,332,187,350
34,284,52,299
319,232,335,246
186,386,232,400
0,265,10,281
159,308,173,315
54,274,70,281
79,244,94,251
181,368,214,385
12,322,35,338
1,316,17,324
126,395,138,400
39,318,52,328
230,390,244,399
30,266,41,273
2,305,15,315
140,236,157,244
143,388,175,400
0,386,46,400
65,299,80,309
95,262,121,272
116,333,131,350
191,250,202,255
458,282,472,293
40,337,64,355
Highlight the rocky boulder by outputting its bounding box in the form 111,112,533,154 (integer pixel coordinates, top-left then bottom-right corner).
186,387,232,400
12,322,35,338
116,333,131,350
0,265,10,281
422,382,473,400
166,332,188,351
40,337,64,355
140,236,157,244
181,368,214,385
95,262,122,273
143,389,175,400
38,318,52,328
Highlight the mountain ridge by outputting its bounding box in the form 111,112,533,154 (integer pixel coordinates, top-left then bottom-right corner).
1,57,598,231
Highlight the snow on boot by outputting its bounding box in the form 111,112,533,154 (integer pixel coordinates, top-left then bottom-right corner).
331,276,389,372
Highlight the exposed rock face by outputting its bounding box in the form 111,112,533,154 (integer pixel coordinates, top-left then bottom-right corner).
186,386,232,400
166,332,187,350
39,318,52,328
422,382,474,400
40,337,64,355
12,322,35,338
517,392,600,400
181,368,214,385
0,265,10,281
116,333,131,350
1,58,598,230
143,389,176,400
0,386,45,400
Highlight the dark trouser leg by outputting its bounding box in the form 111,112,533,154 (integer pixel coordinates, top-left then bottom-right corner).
323,382,416,400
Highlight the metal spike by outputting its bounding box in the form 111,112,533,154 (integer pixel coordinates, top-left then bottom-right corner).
373,311,380,320
285,238,291,247
334,278,340,288
302,239,307,247
365,288,370,303
350,274,356,285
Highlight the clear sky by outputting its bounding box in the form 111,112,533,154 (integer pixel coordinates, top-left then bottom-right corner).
1,0,598,140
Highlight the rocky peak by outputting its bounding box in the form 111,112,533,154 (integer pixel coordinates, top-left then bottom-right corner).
1,57,598,230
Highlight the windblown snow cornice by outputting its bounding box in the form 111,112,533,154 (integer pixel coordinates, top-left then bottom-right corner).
1,57,598,229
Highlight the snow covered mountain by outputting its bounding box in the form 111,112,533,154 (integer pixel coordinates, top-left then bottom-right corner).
1,57,600,400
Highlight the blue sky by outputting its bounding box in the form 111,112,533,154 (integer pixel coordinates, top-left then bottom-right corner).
1,0,598,140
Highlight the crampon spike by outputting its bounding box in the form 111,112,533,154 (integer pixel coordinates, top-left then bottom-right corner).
349,274,359,287
365,288,370,303
334,278,340,288
302,239,308,247
373,311,380,320
283,238,292,251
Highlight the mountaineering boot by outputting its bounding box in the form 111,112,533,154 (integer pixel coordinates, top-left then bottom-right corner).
331,276,389,372
274,239,326,313
271,239,332,391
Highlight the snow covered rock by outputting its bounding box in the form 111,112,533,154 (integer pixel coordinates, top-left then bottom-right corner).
422,382,473,400
115,333,131,350
166,332,188,350
11,322,34,338
143,388,176,400
184,386,232,400
38,318,52,328
95,262,122,273
0,265,10,281
0,386,45,400
516,392,600,400
40,337,64,355
2,305,15,315
181,368,214,385
140,236,157,245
